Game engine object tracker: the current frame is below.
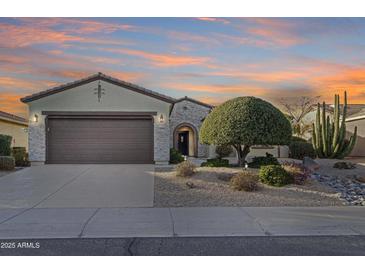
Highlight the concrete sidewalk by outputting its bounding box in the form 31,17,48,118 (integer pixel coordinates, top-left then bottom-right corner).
0,207,364,239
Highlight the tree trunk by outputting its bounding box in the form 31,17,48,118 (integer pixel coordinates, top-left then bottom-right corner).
233,144,251,167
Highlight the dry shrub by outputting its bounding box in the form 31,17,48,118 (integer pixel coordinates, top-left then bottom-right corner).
230,171,258,192
282,161,310,185
176,161,196,177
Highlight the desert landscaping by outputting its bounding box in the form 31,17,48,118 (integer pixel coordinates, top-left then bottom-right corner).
154,165,344,207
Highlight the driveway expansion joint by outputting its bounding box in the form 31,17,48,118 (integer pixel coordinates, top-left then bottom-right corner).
35,166,92,208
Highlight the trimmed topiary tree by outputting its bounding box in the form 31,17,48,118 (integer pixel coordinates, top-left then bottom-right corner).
215,145,233,159
200,97,292,167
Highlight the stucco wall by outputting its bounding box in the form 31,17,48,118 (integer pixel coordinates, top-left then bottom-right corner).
0,120,28,150
26,80,171,164
208,145,289,159
170,99,211,157
346,119,365,156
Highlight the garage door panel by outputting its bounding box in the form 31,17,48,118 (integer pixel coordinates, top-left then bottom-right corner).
47,117,154,164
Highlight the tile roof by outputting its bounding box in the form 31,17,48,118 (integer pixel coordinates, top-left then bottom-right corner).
175,96,214,109
20,72,176,104
0,111,28,125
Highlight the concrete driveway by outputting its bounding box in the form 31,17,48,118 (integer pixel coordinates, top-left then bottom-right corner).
0,165,154,208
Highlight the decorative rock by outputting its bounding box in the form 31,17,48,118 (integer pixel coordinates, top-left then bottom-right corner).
312,173,364,206
186,181,195,189
333,161,356,169
356,176,365,183
303,157,320,171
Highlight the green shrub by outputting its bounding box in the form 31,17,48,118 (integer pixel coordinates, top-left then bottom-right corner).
248,153,279,168
0,135,12,156
201,158,230,167
282,161,310,185
12,147,30,167
169,148,184,164
215,145,233,159
0,156,15,171
176,161,196,177
230,171,258,192
199,96,292,166
291,136,308,143
259,165,294,187
289,141,316,160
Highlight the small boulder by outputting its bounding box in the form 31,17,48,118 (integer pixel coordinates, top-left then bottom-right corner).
333,161,356,169
303,157,320,171
355,176,365,184
186,181,195,189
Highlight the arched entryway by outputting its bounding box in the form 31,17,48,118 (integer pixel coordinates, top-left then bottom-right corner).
173,123,198,157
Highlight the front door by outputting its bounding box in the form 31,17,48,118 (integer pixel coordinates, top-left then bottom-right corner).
178,131,189,156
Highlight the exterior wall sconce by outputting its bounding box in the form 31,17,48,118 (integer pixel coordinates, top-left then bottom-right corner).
33,114,39,123
159,113,165,124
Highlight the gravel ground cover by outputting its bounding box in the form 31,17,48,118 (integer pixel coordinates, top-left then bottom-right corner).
154,167,343,207
309,158,365,206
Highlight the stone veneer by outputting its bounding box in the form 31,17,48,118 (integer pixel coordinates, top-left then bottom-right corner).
28,121,46,163
169,99,211,157
154,119,170,164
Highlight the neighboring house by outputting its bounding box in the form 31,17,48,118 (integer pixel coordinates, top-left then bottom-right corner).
20,73,288,165
0,111,28,150
346,108,365,157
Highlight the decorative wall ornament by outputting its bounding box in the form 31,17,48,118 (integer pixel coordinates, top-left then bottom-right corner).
94,80,105,102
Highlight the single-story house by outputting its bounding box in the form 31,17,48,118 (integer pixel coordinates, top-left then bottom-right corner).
346,109,365,157
0,111,28,150
20,72,287,165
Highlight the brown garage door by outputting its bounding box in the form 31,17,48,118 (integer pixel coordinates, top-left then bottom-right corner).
46,117,154,164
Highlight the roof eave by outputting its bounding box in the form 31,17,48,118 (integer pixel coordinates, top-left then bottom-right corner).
20,73,176,104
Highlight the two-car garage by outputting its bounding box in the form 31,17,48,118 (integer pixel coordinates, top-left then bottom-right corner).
45,112,154,164
21,73,173,165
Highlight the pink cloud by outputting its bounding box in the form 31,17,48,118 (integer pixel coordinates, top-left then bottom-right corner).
106,48,211,67
196,17,230,24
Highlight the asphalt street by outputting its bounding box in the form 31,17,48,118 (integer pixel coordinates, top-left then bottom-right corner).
1,236,364,255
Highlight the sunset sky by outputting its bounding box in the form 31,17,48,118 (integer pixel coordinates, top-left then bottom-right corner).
1,17,365,118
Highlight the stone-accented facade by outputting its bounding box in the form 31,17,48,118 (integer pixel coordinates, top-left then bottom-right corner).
170,97,212,157
153,120,170,163
21,73,174,165
28,121,46,162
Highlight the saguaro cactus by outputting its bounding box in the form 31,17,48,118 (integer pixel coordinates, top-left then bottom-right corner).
312,91,357,159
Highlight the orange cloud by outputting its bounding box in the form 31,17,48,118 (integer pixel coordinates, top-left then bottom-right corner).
107,71,146,82
162,82,267,95
0,20,135,49
312,68,365,103
207,70,305,82
0,92,28,117
0,76,45,90
0,23,83,48
237,18,307,47
107,48,211,67
194,96,230,106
